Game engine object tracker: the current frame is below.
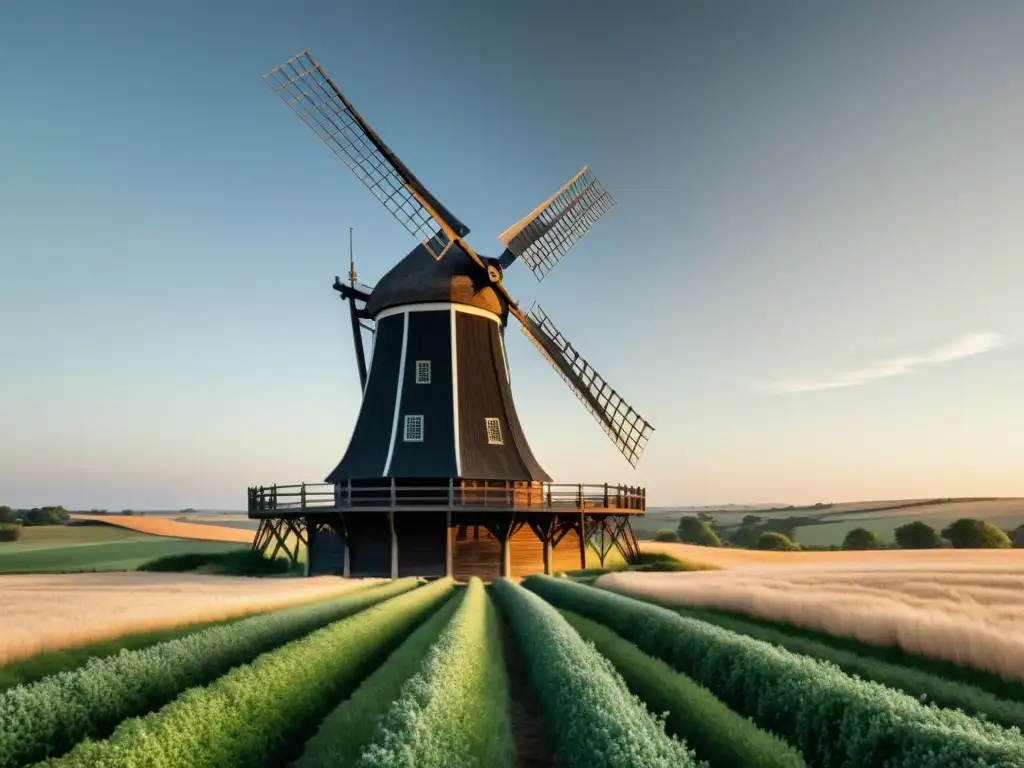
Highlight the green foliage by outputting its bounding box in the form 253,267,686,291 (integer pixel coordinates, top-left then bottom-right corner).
893,521,943,549
296,589,462,768
359,578,514,767
0,614,255,694
137,549,290,575
941,518,1012,549
0,524,21,542
0,506,12,524
653,528,679,542
1011,524,1024,549
559,609,804,768
492,578,697,768
0,537,246,574
675,604,1024,733
741,514,763,526
38,579,455,768
21,506,69,526
0,579,415,768
841,527,882,550
756,531,799,551
523,575,1024,767
676,516,721,547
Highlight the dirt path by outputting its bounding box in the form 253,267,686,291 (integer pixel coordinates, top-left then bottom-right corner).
499,607,557,768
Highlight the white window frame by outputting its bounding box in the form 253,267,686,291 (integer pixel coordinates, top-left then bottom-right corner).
403,414,424,442
485,417,503,445
415,359,431,384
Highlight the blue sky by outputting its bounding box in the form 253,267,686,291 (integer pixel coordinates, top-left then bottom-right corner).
2,0,1022,510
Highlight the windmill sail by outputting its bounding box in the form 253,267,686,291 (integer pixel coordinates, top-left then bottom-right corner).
263,51,469,259
498,166,615,281
521,304,653,467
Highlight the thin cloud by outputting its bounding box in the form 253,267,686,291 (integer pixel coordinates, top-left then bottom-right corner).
763,332,1005,394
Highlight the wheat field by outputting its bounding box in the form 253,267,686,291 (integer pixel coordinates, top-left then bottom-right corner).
70,514,254,543
597,558,1024,681
0,572,378,665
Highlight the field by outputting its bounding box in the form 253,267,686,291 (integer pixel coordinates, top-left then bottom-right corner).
0,572,378,666
3,565,1024,767
68,514,255,542
636,497,1024,545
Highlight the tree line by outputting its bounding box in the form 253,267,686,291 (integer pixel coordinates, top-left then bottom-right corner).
656,513,1024,551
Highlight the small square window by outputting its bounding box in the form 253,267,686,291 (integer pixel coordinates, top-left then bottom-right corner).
404,415,424,442
415,360,431,384
485,417,503,445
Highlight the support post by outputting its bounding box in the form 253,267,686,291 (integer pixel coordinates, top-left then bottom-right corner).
579,512,587,569
389,510,398,579
445,507,453,578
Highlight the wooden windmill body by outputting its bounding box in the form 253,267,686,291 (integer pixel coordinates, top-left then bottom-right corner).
249,51,653,580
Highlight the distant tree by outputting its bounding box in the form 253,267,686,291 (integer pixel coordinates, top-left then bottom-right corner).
22,506,68,526
741,514,763,526
122,509,135,516
0,524,22,542
842,527,882,550
653,528,679,543
728,524,762,549
0,505,12,524
894,521,943,549
1008,525,1024,549
756,531,800,551
941,518,1011,549
677,516,722,547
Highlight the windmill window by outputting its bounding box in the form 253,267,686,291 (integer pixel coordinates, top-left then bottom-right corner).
403,414,424,442
485,417,503,445
415,360,431,384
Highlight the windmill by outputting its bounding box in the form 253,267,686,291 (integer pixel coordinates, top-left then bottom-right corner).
249,51,654,581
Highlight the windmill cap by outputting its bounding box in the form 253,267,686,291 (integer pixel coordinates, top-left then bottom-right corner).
366,242,505,319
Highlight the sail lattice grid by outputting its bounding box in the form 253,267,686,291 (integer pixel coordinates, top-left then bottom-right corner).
502,167,615,281
263,52,452,257
522,304,653,467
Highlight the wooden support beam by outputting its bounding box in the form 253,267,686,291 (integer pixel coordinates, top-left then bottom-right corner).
388,510,398,579
445,507,453,578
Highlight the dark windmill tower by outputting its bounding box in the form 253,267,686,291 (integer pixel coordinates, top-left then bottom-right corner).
249,51,654,581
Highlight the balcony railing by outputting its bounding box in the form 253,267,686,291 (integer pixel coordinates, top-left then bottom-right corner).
247,479,645,516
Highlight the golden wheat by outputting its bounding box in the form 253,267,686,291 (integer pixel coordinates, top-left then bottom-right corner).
0,572,380,665
598,560,1024,681
69,514,254,543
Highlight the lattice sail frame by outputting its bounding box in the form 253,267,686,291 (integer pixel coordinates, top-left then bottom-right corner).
263,51,463,259
500,166,616,281
521,304,653,467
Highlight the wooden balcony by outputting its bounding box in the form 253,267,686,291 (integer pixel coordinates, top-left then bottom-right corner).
247,479,645,517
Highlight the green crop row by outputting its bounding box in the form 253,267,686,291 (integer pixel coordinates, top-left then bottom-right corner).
0,579,416,768
38,578,455,768
558,609,805,768
676,604,1024,733
492,578,698,768
523,575,1024,768
295,588,462,767
359,577,515,767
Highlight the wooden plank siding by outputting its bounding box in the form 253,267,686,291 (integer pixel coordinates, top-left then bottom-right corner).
450,522,584,582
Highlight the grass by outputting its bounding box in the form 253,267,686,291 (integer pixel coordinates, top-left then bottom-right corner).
673,604,1024,732
561,551,716,584
0,537,247,574
359,578,514,767
296,589,463,768
525,575,1024,768
492,578,697,767
594,564,1024,681
0,614,248,694
39,579,455,768
1,579,415,768
68,514,254,543
137,549,294,575
0,524,149,551
559,609,804,767
1,572,378,666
